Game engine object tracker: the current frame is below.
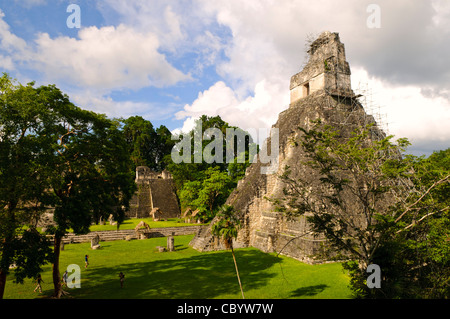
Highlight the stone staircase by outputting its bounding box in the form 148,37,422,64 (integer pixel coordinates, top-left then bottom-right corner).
62,230,136,243
149,179,180,218
58,226,202,244
189,225,215,252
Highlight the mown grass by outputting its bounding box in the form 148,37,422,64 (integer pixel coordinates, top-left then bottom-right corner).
4,235,351,299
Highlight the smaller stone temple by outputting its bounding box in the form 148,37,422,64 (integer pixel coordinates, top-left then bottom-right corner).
126,166,180,219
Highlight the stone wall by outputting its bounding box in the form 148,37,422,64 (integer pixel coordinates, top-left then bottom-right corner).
59,226,201,244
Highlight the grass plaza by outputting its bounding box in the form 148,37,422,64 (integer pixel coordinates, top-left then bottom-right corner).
4,232,351,299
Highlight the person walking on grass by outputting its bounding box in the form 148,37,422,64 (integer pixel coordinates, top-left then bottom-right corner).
85,255,89,268
62,270,68,287
34,274,44,293
119,272,125,288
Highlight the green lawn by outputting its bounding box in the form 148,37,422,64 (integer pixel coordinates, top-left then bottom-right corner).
4,235,351,299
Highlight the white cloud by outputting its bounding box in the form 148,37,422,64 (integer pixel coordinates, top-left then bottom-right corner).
32,24,190,91
186,0,450,154
0,9,191,91
432,0,450,31
0,10,29,63
99,0,196,53
176,81,238,120
172,116,197,136
71,91,179,121
98,0,230,77
0,7,190,124
175,79,289,142
0,54,14,70
1,1,449,156
352,67,450,146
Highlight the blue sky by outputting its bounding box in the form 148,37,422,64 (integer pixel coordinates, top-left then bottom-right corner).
1,0,449,156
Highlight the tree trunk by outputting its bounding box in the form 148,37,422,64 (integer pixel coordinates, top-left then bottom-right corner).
231,246,245,299
0,227,15,300
52,235,62,298
0,269,6,299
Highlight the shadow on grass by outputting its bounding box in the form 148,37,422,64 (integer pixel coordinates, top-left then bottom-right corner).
290,284,329,297
72,249,282,299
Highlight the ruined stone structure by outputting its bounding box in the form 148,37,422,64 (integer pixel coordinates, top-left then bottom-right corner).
290,31,353,103
190,31,388,263
126,166,180,219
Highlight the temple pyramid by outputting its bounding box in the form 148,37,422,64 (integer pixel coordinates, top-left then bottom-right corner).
190,32,387,263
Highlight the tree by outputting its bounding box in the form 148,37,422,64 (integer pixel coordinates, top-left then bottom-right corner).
0,74,53,299
179,167,234,222
168,115,255,187
169,115,255,221
272,119,449,298
155,125,176,171
386,148,450,298
167,115,230,191
121,116,175,171
121,116,158,169
211,205,245,299
0,75,136,298
41,90,136,298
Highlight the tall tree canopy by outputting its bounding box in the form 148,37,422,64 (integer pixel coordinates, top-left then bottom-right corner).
179,167,234,221
0,74,136,298
273,119,449,298
121,116,175,171
169,115,256,221
0,74,53,299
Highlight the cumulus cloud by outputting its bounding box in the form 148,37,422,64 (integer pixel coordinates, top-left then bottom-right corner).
1,1,449,156
99,0,218,55
0,54,14,70
71,90,180,121
174,0,450,154
0,9,191,92
32,24,190,91
352,68,450,151
175,79,289,143
0,9,192,119
0,10,29,64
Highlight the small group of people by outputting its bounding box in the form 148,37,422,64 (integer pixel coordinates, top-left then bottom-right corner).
34,254,126,293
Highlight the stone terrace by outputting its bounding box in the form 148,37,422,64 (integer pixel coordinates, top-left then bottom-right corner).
55,226,202,244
